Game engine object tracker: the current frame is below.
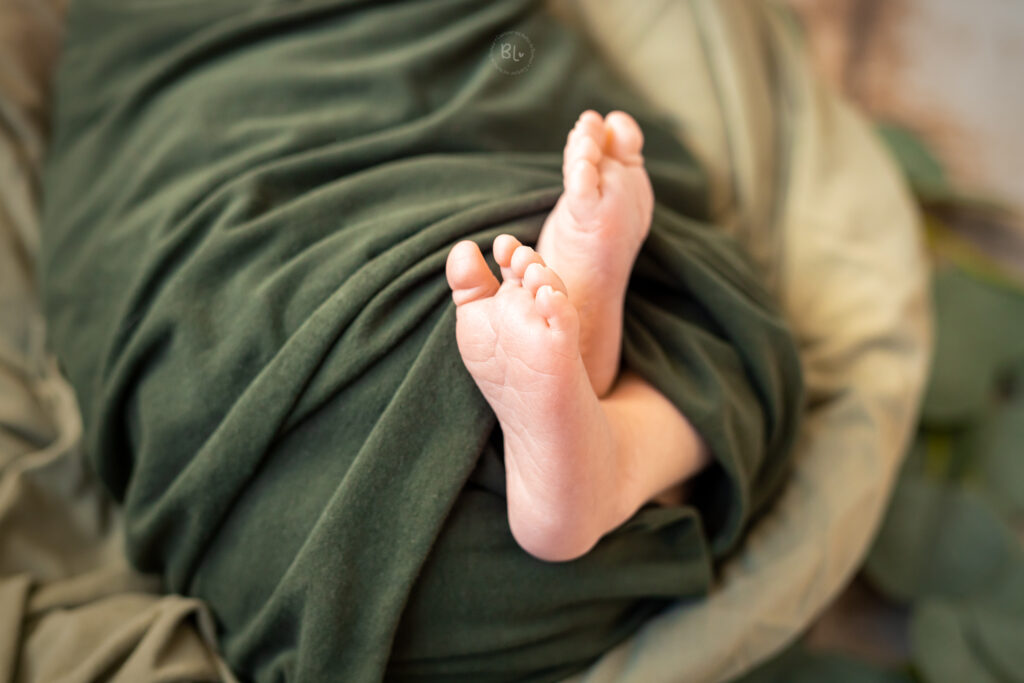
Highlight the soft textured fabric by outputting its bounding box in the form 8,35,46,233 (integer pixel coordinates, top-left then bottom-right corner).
40,1,802,681
1,0,233,681
561,3,930,681
2,0,937,682
737,256,1024,683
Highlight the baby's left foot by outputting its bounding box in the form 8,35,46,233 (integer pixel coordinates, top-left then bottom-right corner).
445,239,628,562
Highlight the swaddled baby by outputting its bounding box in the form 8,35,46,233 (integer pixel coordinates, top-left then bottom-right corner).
40,0,804,678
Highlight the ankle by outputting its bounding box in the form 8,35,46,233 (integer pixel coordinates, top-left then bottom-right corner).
576,296,625,398
601,399,647,527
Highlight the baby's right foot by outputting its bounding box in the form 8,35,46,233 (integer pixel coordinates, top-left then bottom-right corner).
536,110,654,397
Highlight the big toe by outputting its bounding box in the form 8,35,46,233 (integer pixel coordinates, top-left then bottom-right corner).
446,240,500,306
604,111,644,165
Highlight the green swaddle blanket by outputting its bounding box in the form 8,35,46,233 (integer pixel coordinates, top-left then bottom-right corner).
40,0,803,680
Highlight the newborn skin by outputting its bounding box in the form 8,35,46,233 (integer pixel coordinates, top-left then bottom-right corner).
446,111,706,562
536,110,653,398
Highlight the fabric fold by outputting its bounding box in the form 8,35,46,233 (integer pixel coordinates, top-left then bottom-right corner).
41,0,802,679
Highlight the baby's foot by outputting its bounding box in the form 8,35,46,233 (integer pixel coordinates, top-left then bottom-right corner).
536,110,654,397
446,239,626,562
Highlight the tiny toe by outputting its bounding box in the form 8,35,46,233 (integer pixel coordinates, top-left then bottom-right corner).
577,110,605,139
563,135,602,178
446,240,500,306
579,116,606,153
604,110,644,164
566,158,600,203
572,135,603,165
564,116,605,177
535,285,577,334
523,262,568,298
495,233,528,282
493,234,522,267
510,245,546,279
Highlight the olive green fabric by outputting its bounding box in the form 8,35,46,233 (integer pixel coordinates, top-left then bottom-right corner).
40,1,802,680
734,646,914,683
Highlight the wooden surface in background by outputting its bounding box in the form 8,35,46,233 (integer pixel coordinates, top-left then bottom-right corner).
788,0,1024,230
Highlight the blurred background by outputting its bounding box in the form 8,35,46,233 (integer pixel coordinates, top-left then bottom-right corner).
764,1,1024,681
791,0,1024,232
